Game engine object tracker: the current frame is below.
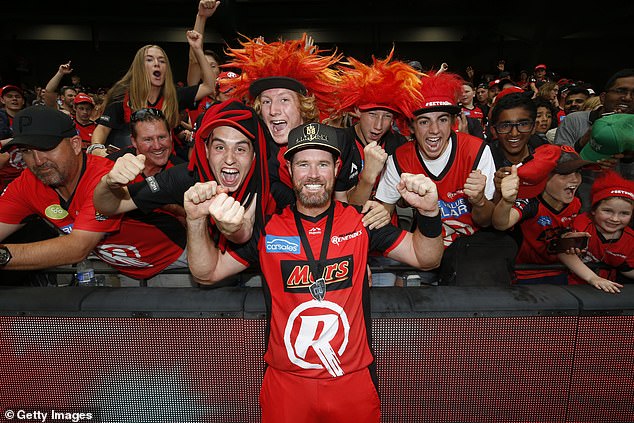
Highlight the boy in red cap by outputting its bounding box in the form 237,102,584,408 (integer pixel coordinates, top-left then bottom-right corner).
493,145,600,284
0,84,27,191
557,170,633,292
73,93,97,150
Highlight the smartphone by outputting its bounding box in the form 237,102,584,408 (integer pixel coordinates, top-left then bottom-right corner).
551,236,588,253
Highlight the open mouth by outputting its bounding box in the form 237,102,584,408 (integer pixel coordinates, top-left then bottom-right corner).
269,120,287,135
221,169,240,186
564,185,578,195
613,104,631,113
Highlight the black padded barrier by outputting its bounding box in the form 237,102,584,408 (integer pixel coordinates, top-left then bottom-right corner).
0,285,632,422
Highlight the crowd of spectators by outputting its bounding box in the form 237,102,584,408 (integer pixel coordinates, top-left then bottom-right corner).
0,0,632,291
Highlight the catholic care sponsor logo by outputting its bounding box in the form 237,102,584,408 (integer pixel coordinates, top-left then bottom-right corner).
331,230,362,246
281,255,353,294
45,204,69,220
284,300,350,377
265,235,301,254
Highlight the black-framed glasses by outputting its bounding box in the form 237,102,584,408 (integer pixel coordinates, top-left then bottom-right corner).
494,120,534,134
130,108,165,122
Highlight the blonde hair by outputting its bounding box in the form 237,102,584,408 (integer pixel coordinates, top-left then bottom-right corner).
252,91,319,124
103,44,180,128
582,96,602,111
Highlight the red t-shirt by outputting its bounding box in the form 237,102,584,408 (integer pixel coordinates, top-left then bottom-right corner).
0,155,184,279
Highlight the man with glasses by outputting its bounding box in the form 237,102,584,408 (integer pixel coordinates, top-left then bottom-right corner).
0,106,189,283
375,71,498,285
488,91,547,198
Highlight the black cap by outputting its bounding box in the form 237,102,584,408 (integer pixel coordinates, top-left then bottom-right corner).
284,123,340,160
249,76,307,98
2,106,77,152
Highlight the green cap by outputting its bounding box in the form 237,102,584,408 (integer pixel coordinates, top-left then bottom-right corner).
581,113,634,162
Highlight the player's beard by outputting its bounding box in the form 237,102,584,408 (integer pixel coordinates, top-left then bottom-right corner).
293,177,332,209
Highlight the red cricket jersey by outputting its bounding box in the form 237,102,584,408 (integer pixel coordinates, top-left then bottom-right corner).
512,196,580,280
392,132,487,246
230,201,406,379
568,212,634,284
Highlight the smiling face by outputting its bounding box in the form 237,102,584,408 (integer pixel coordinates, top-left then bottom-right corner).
258,88,303,145
1,90,25,115
491,107,535,163
145,46,167,88
288,148,338,215
206,126,255,192
412,111,454,160
601,75,634,114
131,119,172,176
591,197,633,239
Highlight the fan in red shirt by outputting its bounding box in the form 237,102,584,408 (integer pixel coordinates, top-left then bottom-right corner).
0,106,185,280
73,93,97,150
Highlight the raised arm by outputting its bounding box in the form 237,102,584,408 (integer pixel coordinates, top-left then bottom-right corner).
186,29,216,102
93,153,146,215
346,141,388,206
44,61,73,108
386,173,443,270
492,165,521,231
187,0,220,86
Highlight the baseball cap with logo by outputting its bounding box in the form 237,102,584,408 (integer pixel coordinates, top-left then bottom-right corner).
581,113,634,162
591,170,634,206
73,92,95,106
284,123,340,160
535,64,547,71
1,106,77,152
554,145,600,174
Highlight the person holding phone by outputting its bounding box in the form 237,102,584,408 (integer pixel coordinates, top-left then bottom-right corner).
492,145,600,284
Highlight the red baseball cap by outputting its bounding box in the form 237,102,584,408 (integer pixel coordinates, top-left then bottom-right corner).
493,86,525,105
516,144,561,198
1,85,23,97
73,93,95,106
534,64,547,70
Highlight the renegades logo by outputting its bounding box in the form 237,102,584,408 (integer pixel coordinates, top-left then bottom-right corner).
281,255,354,294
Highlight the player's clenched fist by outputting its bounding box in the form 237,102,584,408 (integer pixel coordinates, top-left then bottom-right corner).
500,165,519,204
397,173,439,217
361,141,388,181
105,153,146,188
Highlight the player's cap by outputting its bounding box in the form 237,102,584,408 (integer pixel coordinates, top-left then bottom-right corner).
581,113,634,162
249,76,307,98
284,122,340,160
0,84,23,97
534,64,547,70
1,106,77,152
73,92,95,106
591,170,634,206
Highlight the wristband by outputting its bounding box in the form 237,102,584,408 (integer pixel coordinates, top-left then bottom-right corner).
87,144,107,154
416,213,442,238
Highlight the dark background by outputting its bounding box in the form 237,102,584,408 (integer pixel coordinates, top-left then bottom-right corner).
2,1,633,92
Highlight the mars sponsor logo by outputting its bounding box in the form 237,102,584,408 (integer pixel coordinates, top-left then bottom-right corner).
282,255,353,294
